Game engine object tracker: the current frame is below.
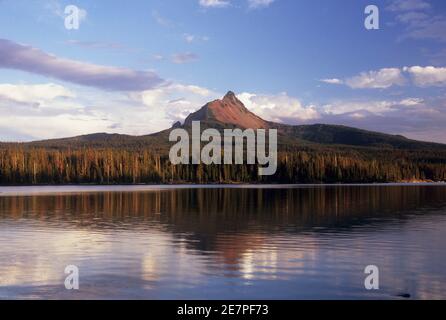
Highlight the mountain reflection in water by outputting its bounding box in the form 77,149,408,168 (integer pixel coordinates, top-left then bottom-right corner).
0,185,445,299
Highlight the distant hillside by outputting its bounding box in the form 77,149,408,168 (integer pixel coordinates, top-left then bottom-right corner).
280,124,445,150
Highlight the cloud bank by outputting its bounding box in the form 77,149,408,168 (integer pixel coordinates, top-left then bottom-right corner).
0,39,164,91
404,66,446,87
238,92,319,123
344,68,405,89
0,83,74,105
322,66,446,89
1,80,446,144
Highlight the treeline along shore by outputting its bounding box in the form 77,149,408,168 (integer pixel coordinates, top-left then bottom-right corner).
0,144,445,184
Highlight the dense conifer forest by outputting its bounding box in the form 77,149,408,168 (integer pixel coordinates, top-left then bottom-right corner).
1,144,445,184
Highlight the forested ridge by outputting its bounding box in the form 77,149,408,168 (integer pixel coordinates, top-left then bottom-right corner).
1,144,445,184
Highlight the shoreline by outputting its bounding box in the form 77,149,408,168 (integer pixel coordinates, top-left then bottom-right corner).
0,182,445,197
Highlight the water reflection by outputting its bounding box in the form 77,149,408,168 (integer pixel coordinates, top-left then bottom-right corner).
0,185,446,299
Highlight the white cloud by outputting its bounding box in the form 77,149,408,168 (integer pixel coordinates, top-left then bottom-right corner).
323,100,395,115
0,81,222,141
345,68,405,89
322,97,424,116
349,112,366,119
320,78,343,85
399,97,424,106
137,83,219,122
404,66,446,87
323,66,446,89
0,84,108,140
237,92,319,122
248,0,275,9
199,0,230,8
0,83,74,105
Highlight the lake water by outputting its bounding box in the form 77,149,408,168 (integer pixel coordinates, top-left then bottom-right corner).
0,184,445,299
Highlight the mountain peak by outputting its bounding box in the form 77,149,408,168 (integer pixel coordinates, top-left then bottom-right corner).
183,91,269,129
221,91,241,106
223,91,237,101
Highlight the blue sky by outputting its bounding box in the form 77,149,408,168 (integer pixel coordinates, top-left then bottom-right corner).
0,0,446,142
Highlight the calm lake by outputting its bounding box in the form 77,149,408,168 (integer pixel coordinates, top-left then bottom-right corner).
0,184,445,299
